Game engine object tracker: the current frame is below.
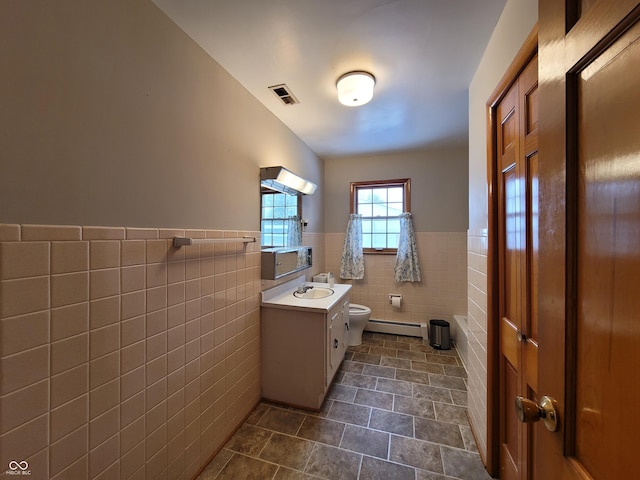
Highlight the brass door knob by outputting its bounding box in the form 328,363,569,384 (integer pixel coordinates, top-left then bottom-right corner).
514,395,559,432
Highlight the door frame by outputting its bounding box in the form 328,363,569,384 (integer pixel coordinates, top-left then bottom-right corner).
485,25,538,478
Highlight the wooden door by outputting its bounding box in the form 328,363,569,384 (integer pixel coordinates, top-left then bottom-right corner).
537,1,640,479
497,54,539,480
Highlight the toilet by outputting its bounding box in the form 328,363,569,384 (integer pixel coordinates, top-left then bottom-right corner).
348,304,372,346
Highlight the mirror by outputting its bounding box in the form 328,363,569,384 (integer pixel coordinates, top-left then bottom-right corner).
259,167,314,279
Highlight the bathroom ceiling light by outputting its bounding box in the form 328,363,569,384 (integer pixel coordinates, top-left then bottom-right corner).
336,71,375,107
260,166,317,195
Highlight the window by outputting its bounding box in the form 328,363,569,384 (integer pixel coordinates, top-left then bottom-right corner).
350,179,411,253
261,191,301,248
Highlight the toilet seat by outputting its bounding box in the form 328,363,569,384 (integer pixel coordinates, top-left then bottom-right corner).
349,303,371,314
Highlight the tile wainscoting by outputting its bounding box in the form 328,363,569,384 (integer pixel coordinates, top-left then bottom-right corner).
325,232,468,326
466,228,488,461
0,223,262,480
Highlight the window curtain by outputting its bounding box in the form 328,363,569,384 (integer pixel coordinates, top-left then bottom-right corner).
394,212,421,282
340,214,364,280
286,215,302,247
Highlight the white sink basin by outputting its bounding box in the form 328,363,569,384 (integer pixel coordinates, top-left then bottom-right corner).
293,287,334,299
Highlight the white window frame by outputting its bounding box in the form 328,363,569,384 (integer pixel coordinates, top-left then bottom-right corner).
260,190,301,248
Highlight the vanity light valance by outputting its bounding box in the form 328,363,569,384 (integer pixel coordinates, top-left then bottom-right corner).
260,166,317,195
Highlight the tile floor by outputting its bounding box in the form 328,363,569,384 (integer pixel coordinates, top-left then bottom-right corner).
196,332,493,480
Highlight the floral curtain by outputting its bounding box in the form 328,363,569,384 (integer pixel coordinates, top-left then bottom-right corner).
394,212,421,282
286,215,302,247
340,214,364,280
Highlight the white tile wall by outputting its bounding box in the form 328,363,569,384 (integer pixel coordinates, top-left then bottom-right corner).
466,228,488,460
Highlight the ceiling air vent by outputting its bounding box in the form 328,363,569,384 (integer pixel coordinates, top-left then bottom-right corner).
268,84,299,105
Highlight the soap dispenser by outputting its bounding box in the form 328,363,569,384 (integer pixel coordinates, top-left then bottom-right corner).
328,271,335,288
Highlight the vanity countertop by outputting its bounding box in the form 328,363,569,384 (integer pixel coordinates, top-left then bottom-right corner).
261,275,351,313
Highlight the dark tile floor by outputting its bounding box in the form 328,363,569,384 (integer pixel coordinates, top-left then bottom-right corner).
196,332,493,480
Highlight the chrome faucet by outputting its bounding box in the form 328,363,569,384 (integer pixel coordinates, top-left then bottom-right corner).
296,284,314,294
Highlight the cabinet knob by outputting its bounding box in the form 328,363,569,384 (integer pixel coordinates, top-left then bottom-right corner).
333,339,339,348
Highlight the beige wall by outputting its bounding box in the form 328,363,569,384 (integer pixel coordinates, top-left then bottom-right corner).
467,0,538,462
323,148,469,329
0,1,324,479
0,0,323,232
323,148,469,233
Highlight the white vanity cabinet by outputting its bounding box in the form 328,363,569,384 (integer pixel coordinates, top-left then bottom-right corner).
326,297,350,387
260,283,351,411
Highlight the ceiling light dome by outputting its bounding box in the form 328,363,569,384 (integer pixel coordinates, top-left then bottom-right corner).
336,71,375,107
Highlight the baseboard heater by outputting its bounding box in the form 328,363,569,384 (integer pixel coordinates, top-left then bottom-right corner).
365,319,428,340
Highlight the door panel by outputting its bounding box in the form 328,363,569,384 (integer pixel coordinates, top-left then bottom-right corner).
497,54,539,480
521,58,540,413
537,1,640,479
503,359,520,476
524,153,539,396
498,85,521,480
574,20,640,479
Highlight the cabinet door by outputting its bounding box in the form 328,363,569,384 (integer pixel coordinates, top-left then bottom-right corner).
328,307,341,380
341,298,350,351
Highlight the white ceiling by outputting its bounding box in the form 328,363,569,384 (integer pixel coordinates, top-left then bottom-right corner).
152,0,507,158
